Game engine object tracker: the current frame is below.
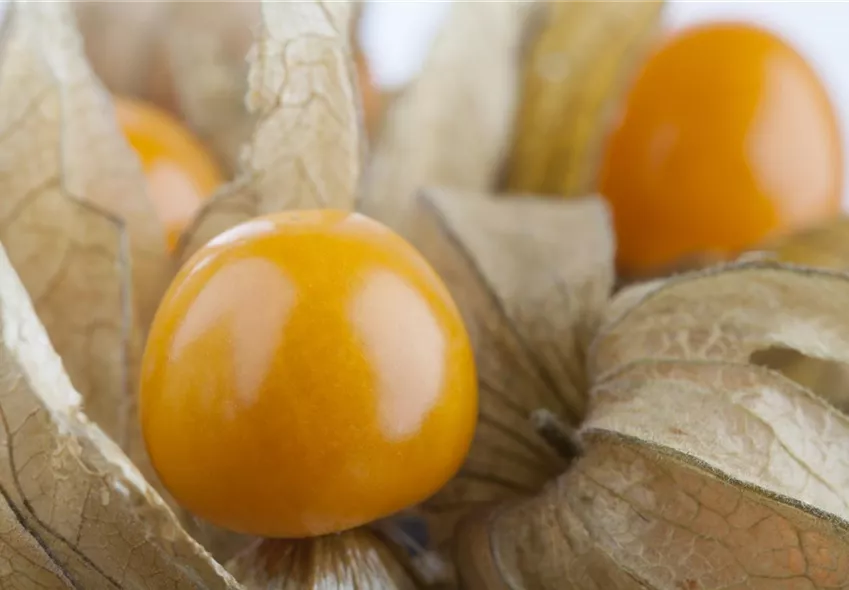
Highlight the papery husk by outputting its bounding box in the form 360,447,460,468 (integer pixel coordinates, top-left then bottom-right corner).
75,1,259,177
504,1,664,197
178,0,362,261
0,238,240,588
73,3,171,107
0,2,169,482
408,190,615,584
226,531,419,590
159,2,387,174
78,1,377,181
747,217,849,415
357,1,540,233
155,2,261,176
456,262,849,588
752,215,849,271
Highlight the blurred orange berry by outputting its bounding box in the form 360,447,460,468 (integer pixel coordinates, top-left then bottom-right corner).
115,97,223,251
600,22,843,276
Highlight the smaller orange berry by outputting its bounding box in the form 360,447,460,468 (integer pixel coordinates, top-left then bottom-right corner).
599,22,843,277
115,97,223,251
139,210,478,538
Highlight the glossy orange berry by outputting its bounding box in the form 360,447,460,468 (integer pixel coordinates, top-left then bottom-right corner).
115,97,223,251
139,210,477,538
599,22,843,276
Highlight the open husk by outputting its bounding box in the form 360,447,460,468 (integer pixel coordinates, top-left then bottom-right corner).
0,2,169,488
401,182,849,588
452,260,849,588
409,190,615,575
0,218,237,587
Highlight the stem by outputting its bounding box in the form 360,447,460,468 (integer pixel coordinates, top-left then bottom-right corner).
371,516,451,586
530,408,583,461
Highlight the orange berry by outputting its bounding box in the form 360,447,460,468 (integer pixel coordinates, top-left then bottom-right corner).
139,210,478,538
115,97,223,251
599,22,843,276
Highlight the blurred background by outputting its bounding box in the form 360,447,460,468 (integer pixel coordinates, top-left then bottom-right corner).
361,1,849,207
0,0,840,280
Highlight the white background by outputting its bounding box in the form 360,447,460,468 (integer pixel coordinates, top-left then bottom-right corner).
361,1,849,206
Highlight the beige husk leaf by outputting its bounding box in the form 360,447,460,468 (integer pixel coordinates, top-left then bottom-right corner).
746,218,849,418
73,3,171,106
451,261,849,588
155,2,261,176
178,0,362,261
505,1,664,197
0,238,239,588
0,1,169,476
408,190,615,584
74,1,258,176
751,215,849,271
357,1,540,233
226,531,418,590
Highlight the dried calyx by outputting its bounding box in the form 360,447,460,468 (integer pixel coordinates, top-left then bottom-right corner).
455,261,849,588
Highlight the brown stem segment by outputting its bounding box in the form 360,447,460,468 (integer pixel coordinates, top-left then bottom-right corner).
531,408,583,461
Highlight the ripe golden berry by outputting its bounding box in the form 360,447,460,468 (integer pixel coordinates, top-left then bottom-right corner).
140,210,478,538
599,23,843,276
115,97,223,251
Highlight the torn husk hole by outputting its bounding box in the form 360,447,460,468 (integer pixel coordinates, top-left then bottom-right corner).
750,346,849,415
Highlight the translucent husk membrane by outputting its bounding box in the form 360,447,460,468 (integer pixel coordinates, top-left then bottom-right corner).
1,1,849,589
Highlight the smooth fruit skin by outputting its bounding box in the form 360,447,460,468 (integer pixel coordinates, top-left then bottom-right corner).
115,97,223,251
599,23,843,276
140,210,478,538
